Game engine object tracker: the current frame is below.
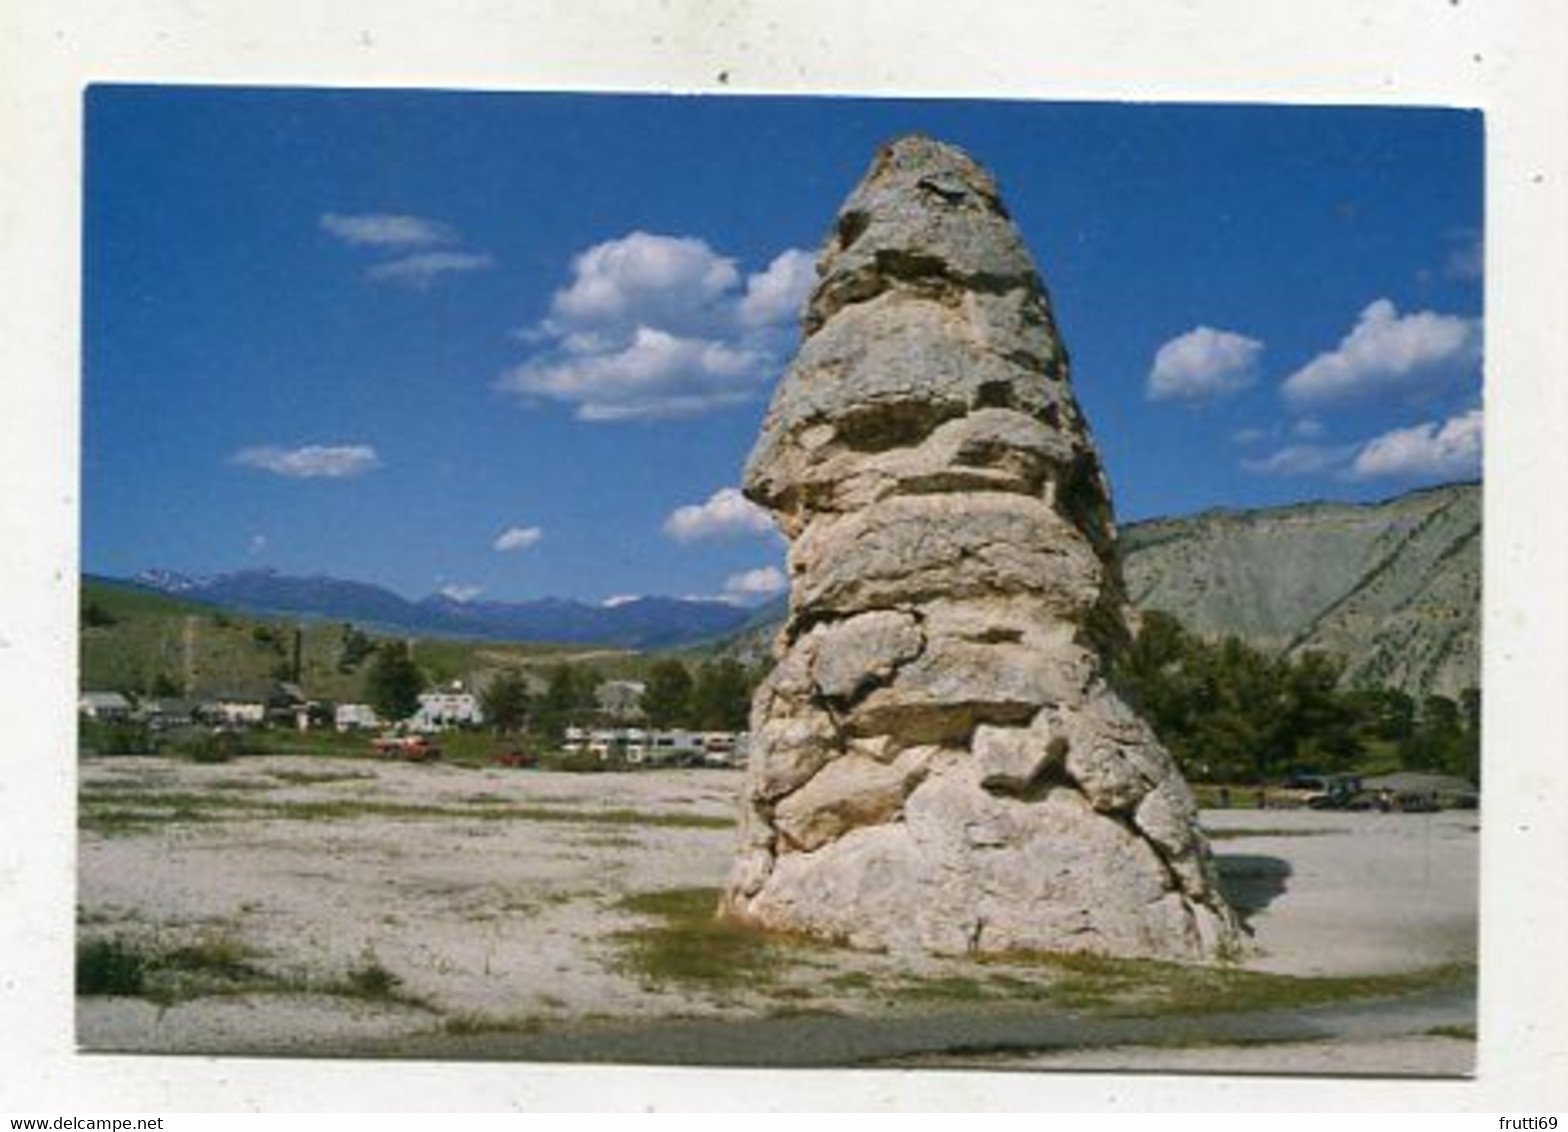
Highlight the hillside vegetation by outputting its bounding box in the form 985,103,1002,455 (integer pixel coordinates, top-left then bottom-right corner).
78,578,609,702
1121,482,1479,698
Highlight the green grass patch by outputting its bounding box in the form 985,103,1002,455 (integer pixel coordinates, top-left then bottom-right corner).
826,971,877,994
79,789,252,835
75,931,434,1011
244,730,377,758
1425,1023,1477,1040
602,887,1471,1020
252,798,732,829
892,974,994,1003
613,887,793,993
79,786,733,833
852,951,1474,1018
968,950,1473,1018
440,1012,550,1037
1156,962,1472,1017
175,730,246,764
160,934,262,981
80,789,253,811
79,809,194,836
76,932,260,1002
268,768,377,786
333,956,405,1001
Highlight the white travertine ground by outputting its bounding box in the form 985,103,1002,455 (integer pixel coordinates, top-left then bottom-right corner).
76,755,1478,1071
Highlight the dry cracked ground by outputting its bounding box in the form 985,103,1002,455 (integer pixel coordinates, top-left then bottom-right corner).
76,754,1479,1074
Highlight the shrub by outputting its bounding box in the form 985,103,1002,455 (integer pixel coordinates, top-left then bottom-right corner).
82,719,156,756
178,729,245,764
544,751,613,774
343,957,402,1000
76,937,149,996
81,601,117,629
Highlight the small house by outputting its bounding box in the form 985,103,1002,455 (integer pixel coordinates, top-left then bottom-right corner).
141,697,198,730
79,691,133,720
200,696,266,728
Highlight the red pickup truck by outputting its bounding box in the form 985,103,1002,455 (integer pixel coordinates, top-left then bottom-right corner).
371,735,441,762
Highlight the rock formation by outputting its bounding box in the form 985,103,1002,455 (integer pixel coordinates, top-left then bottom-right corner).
721,136,1241,961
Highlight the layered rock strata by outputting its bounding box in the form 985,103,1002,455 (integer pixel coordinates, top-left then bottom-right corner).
721,136,1240,961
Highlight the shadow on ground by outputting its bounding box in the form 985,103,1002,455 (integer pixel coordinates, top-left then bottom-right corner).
1215,854,1292,928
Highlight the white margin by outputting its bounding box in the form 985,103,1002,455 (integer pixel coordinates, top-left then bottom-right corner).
2,0,1564,1114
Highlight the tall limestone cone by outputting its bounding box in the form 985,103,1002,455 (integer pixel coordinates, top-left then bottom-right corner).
721,136,1241,960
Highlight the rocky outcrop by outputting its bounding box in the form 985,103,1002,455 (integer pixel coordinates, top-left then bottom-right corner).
721,136,1240,961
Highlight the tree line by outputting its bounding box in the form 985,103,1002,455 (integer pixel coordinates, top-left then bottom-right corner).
227,613,1484,783
1111,611,1480,785
363,643,759,747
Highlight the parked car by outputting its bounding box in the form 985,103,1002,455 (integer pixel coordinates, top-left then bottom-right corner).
1303,774,1365,809
492,748,537,769
371,734,441,762
1309,787,1378,811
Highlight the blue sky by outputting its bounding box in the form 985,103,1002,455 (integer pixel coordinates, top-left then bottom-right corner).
83,88,1483,606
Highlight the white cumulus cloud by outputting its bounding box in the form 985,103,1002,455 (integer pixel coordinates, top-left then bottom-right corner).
1147,326,1264,402
231,444,381,479
499,231,813,421
547,232,740,336
1350,408,1483,481
737,248,816,329
366,251,495,288
663,487,775,543
1282,299,1481,407
493,525,543,552
502,327,768,422
321,212,454,248
723,566,787,600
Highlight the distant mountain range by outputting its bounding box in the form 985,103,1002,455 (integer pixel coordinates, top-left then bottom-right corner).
710,482,1480,700
120,568,755,651
113,481,1480,695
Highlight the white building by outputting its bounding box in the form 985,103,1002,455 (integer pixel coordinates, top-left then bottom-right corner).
335,703,381,732
204,698,266,727
79,691,133,720
413,684,483,732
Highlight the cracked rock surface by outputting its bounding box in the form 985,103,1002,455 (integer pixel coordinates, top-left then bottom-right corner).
721,136,1241,961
